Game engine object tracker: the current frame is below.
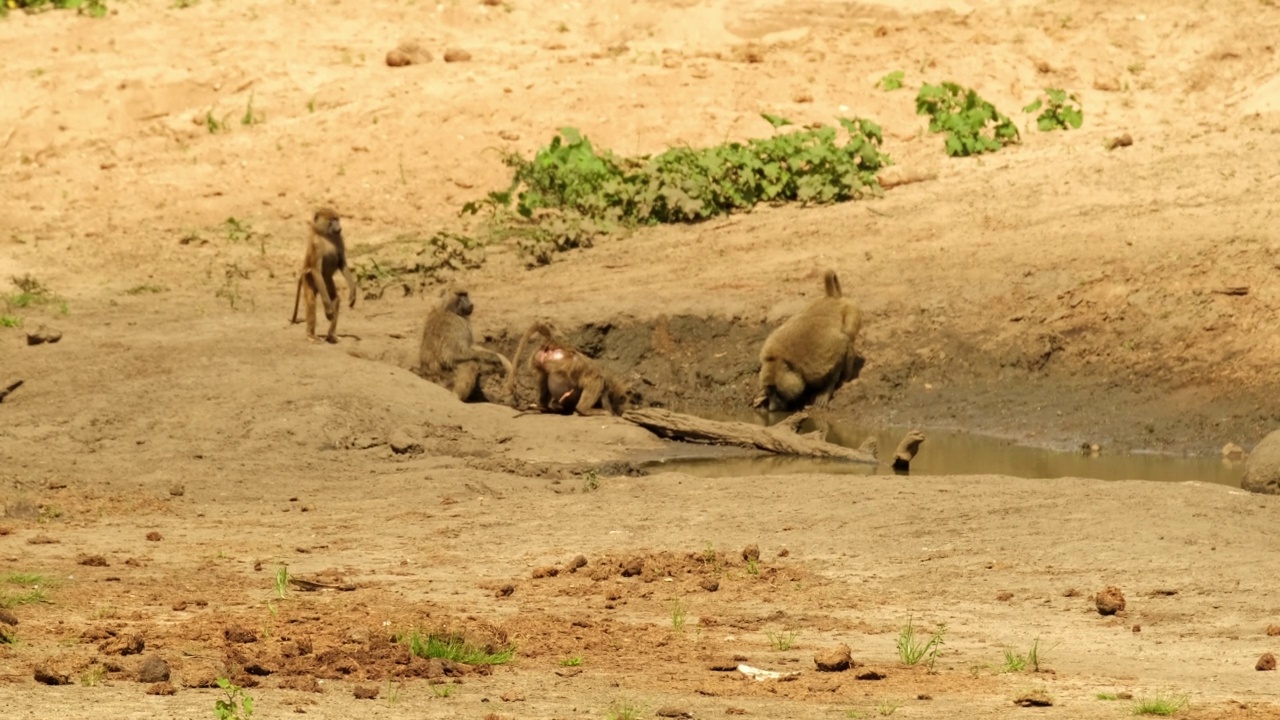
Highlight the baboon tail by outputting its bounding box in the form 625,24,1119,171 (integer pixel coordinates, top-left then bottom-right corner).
823,270,842,299
290,274,304,323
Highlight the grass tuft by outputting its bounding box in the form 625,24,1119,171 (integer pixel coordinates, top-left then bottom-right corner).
1132,693,1189,716
896,616,945,670
399,629,515,665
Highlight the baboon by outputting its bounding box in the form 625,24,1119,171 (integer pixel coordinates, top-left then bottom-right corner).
891,429,926,474
418,286,513,402
505,321,628,416
290,207,357,343
753,269,863,413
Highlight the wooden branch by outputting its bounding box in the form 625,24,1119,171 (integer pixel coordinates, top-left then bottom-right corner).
0,380,23,403
621,408,876,464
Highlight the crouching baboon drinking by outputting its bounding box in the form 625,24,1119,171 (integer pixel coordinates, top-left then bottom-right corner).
290,207,358,343
418,287,513,402
753,269,863,412
505,321,628,416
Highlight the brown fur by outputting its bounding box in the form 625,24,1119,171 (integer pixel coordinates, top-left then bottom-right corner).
753,269,863,412
418,287,512,402
505,321,628,416
290,208,358,343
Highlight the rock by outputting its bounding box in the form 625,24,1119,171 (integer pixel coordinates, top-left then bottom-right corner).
443,48,472,62
388,431,423,455
500,690,525,702
1258,653,1277,671
33,665,72,685
656,708,692,719
386,41,432,67
353,685,380,699
1267,625,1280,636
99,633,145,656
621,557,643,577
699,578,719,592
26,326,63,346
146,531,162,541
567,554,588,572
1014,691,1054,707
223,625,258,644
0,609,18,626
742,544,760,562
1095,585,1126,615
169,484,185,496
531,565,559,579
814,644,852,672
138,656,171,683
856,669,886,680
1243,430,1280,494
146,681,177,695
78,554,109,567
1222,442,1246,460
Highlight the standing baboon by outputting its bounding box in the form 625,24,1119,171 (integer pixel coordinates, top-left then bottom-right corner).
753,269,863,412
418,287,513,402
505,321,627,416
290,208,357,343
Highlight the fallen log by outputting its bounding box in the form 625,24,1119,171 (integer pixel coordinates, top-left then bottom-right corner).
621,408,876,464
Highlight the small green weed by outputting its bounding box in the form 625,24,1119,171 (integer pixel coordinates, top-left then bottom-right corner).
385,677,400,705
214,261,251,310
766,629,797,651
171,0,197,7
1003,647,1027,672
1097,692,1120,701
399,629,515,665
80,664,106,686
1,572,50,608
205,109,231,134
845,711,868,720
214,677,254,720
273,565,289,599
877,70,905,91
1023,88,1083,131
430,682,454,698
877,699,902,716
5,274,54,310
671,598,688,632
1132,693,1189,716
896,617,945,670
582,469,599,492
916,81,1019,156
2,0,107,17
606,698,644,720
0,315,20,328
560,655,584,667
220,216,254,243
241,91,264,126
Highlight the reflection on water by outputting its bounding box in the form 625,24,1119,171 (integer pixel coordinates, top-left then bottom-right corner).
646,416,1245,487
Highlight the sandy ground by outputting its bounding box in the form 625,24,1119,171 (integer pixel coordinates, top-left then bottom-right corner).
2,0,1280,717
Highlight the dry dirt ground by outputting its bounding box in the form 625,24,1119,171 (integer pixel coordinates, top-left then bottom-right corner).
3,0,1280,718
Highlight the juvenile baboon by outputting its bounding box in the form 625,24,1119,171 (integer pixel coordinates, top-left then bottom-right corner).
290,208,357,343
505,321,628,416
753,269,863,413
418,287,513,402
892,429,926,474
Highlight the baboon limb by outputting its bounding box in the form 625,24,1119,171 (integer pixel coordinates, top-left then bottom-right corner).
290,207,358,343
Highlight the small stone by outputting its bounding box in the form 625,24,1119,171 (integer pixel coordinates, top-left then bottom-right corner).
1132,624,1141,633
742,544,760,562
146,681,177,696
138,656,171,683
99,633,145,656
386,41,432,67
1267,625,1280,636
169,484,185,497
26,326,63,346
814,644,852,672
1243,429,1280,495
531,566,559,579
856,669,886,680
146,531,163,542
1222,442,1245,460
388,431,423,455
443,48,472,62
1096,585,1126,615
656,708,692,719
1106,133,1134,151
621,558,643,577
0,609,18,626
1258,653,1277,671
500,690,525,702
567,554,588,571
699,578,719,592
78,554,109,567
353,685,379,699
1014,691,1054,707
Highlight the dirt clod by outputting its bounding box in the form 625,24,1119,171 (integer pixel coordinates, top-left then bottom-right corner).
147,681,177,696
813,644,852,672
856,669,886,680
353,685,380,699
77,554,109,567
386,41,432,67
223,625,258,644
389,431,424,455
621,557,643,577
28,534,58,545
33,665,72,685
0,609,18,626
531,565,559,579
700,578,719,592
99,633,145,656
1096,586,1126,615
567,554,588,571
26,326,63,345
1267,625,1280,636
443,48,473,62
1258,653,1277,671
500,690,525,702
1014,691,1054,707
742,544,760,562
656,708,693,719
169,484,185,496
495,584,515,598
146,531,163,541
138,656,171,683
996,591,1013,601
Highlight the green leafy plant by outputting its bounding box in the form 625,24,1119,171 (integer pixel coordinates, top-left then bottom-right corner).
896,617,945,670
351,231,486,297
205,109,231,134
1097,693,1120,701
766,629,797,651
1132,693,1189,716
5,274,55,311
560,655,584,667
746,556,760,575
0,315,19,328
1023,88,1083,131
273,565,289,599
80,664,106,686
214,678,254,720
581,469,599,492
916,82,1019,156
1,572,50,608
877,70,905,91
430,682,454,698
398,630,515,665
2,0,106,17
606,699,644,720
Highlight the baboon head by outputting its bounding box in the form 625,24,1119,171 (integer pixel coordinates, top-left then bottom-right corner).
312,207,343,241
443,287,473,318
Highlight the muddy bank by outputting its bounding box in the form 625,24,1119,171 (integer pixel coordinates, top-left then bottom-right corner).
490,315,1277,458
